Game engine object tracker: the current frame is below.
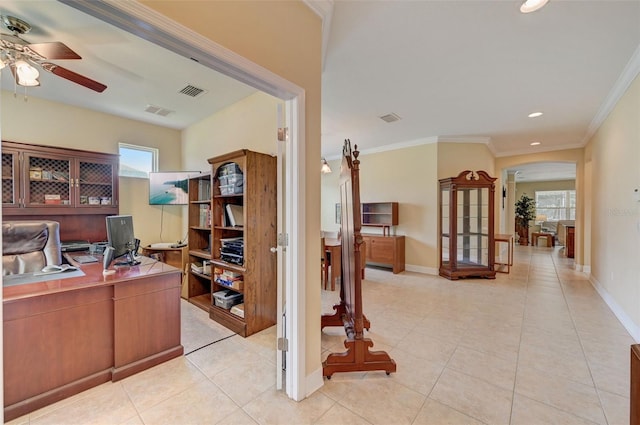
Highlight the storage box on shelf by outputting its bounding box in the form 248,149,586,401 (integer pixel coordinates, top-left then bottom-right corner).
213,289,243,310
187,173,213,311
208,149,276,337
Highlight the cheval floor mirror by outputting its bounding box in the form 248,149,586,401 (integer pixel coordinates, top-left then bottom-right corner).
321,140,396,378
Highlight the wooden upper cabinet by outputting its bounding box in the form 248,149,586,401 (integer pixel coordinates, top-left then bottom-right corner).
361,202,398,227
1,141,119,215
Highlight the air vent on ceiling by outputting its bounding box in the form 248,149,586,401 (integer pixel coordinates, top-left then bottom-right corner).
179,84,207,98
145,104,174,117
379,113,401,123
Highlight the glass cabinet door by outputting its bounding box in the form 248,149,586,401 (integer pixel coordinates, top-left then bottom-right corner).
440,187,450,266
456,187,489,268
77,159,116,207
24,153,72,208
2,150,20,208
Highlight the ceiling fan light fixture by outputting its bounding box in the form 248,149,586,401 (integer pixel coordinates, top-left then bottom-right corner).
15,59,39,81
16,75,40,87
321,158,332,174
520,0,549,13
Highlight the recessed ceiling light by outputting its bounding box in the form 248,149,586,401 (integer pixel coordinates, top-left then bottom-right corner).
520,0,549,13
530,142,541,146
528,111,543,118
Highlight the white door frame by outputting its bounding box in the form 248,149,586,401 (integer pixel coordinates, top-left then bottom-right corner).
62,0,307,401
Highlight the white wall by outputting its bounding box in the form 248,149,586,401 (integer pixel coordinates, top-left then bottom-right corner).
585,74,640,341
0,91,184,247
182,92,280,171
322,141,497,273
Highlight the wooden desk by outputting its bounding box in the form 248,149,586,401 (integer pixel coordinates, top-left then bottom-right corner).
141,245,188,270
494,234,514,273
324,238,342,291
531,232,554,247
3,256,183,421
141,245,189,298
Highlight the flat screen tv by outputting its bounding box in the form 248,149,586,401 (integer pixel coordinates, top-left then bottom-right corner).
106,215,140,266
149,172,197,205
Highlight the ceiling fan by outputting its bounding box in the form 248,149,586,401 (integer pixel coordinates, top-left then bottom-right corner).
0,14,107,93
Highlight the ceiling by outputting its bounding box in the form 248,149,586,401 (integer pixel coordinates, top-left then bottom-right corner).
1,1,639,182
0,0,258,129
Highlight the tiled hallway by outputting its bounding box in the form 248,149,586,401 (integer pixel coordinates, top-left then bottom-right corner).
8,246,634,424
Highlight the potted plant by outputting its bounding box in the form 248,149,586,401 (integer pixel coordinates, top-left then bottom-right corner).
515,193,536,245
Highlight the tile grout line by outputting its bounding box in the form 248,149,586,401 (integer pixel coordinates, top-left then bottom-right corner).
508,246,533,425
551,253,611,425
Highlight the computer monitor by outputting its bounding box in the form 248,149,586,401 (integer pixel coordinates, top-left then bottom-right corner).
105,215,140,266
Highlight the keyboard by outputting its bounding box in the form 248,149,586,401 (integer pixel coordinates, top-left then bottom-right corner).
72,255,99,264
61,241,91,252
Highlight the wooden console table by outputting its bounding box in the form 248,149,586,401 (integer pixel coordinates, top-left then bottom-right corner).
494,234,514,273
361,234,405,274
3,257,183,421
531,232,554,247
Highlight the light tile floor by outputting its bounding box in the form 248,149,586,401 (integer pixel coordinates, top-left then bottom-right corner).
8,245,635,424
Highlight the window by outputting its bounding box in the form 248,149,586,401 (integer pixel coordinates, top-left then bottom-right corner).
118,143,158,178
535,190,575,221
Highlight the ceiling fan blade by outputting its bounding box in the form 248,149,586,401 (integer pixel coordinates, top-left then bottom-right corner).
26,42,81,60
41,62,106,93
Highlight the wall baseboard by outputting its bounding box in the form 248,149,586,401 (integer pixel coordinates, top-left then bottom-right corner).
590,275,640,343
306,367,325,397
405,264,438,275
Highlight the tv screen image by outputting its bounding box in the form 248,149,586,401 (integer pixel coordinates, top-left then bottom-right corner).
105,215,140,266
149,172,197,205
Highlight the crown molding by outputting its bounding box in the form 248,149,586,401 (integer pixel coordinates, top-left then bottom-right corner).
325,136,438,160
582,42,640,145
493,142,585,158
303,0,334,71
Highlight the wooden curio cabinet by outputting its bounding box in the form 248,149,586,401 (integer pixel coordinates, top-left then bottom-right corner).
439,170,496,280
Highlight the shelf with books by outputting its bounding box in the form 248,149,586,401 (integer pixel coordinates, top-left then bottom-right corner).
187,173,213,312
207,149,276,337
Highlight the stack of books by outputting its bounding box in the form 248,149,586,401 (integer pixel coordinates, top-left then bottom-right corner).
215,269,244,290
220,237,244,265
191,261,211,275
198,178,211,201
199,204,211,227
